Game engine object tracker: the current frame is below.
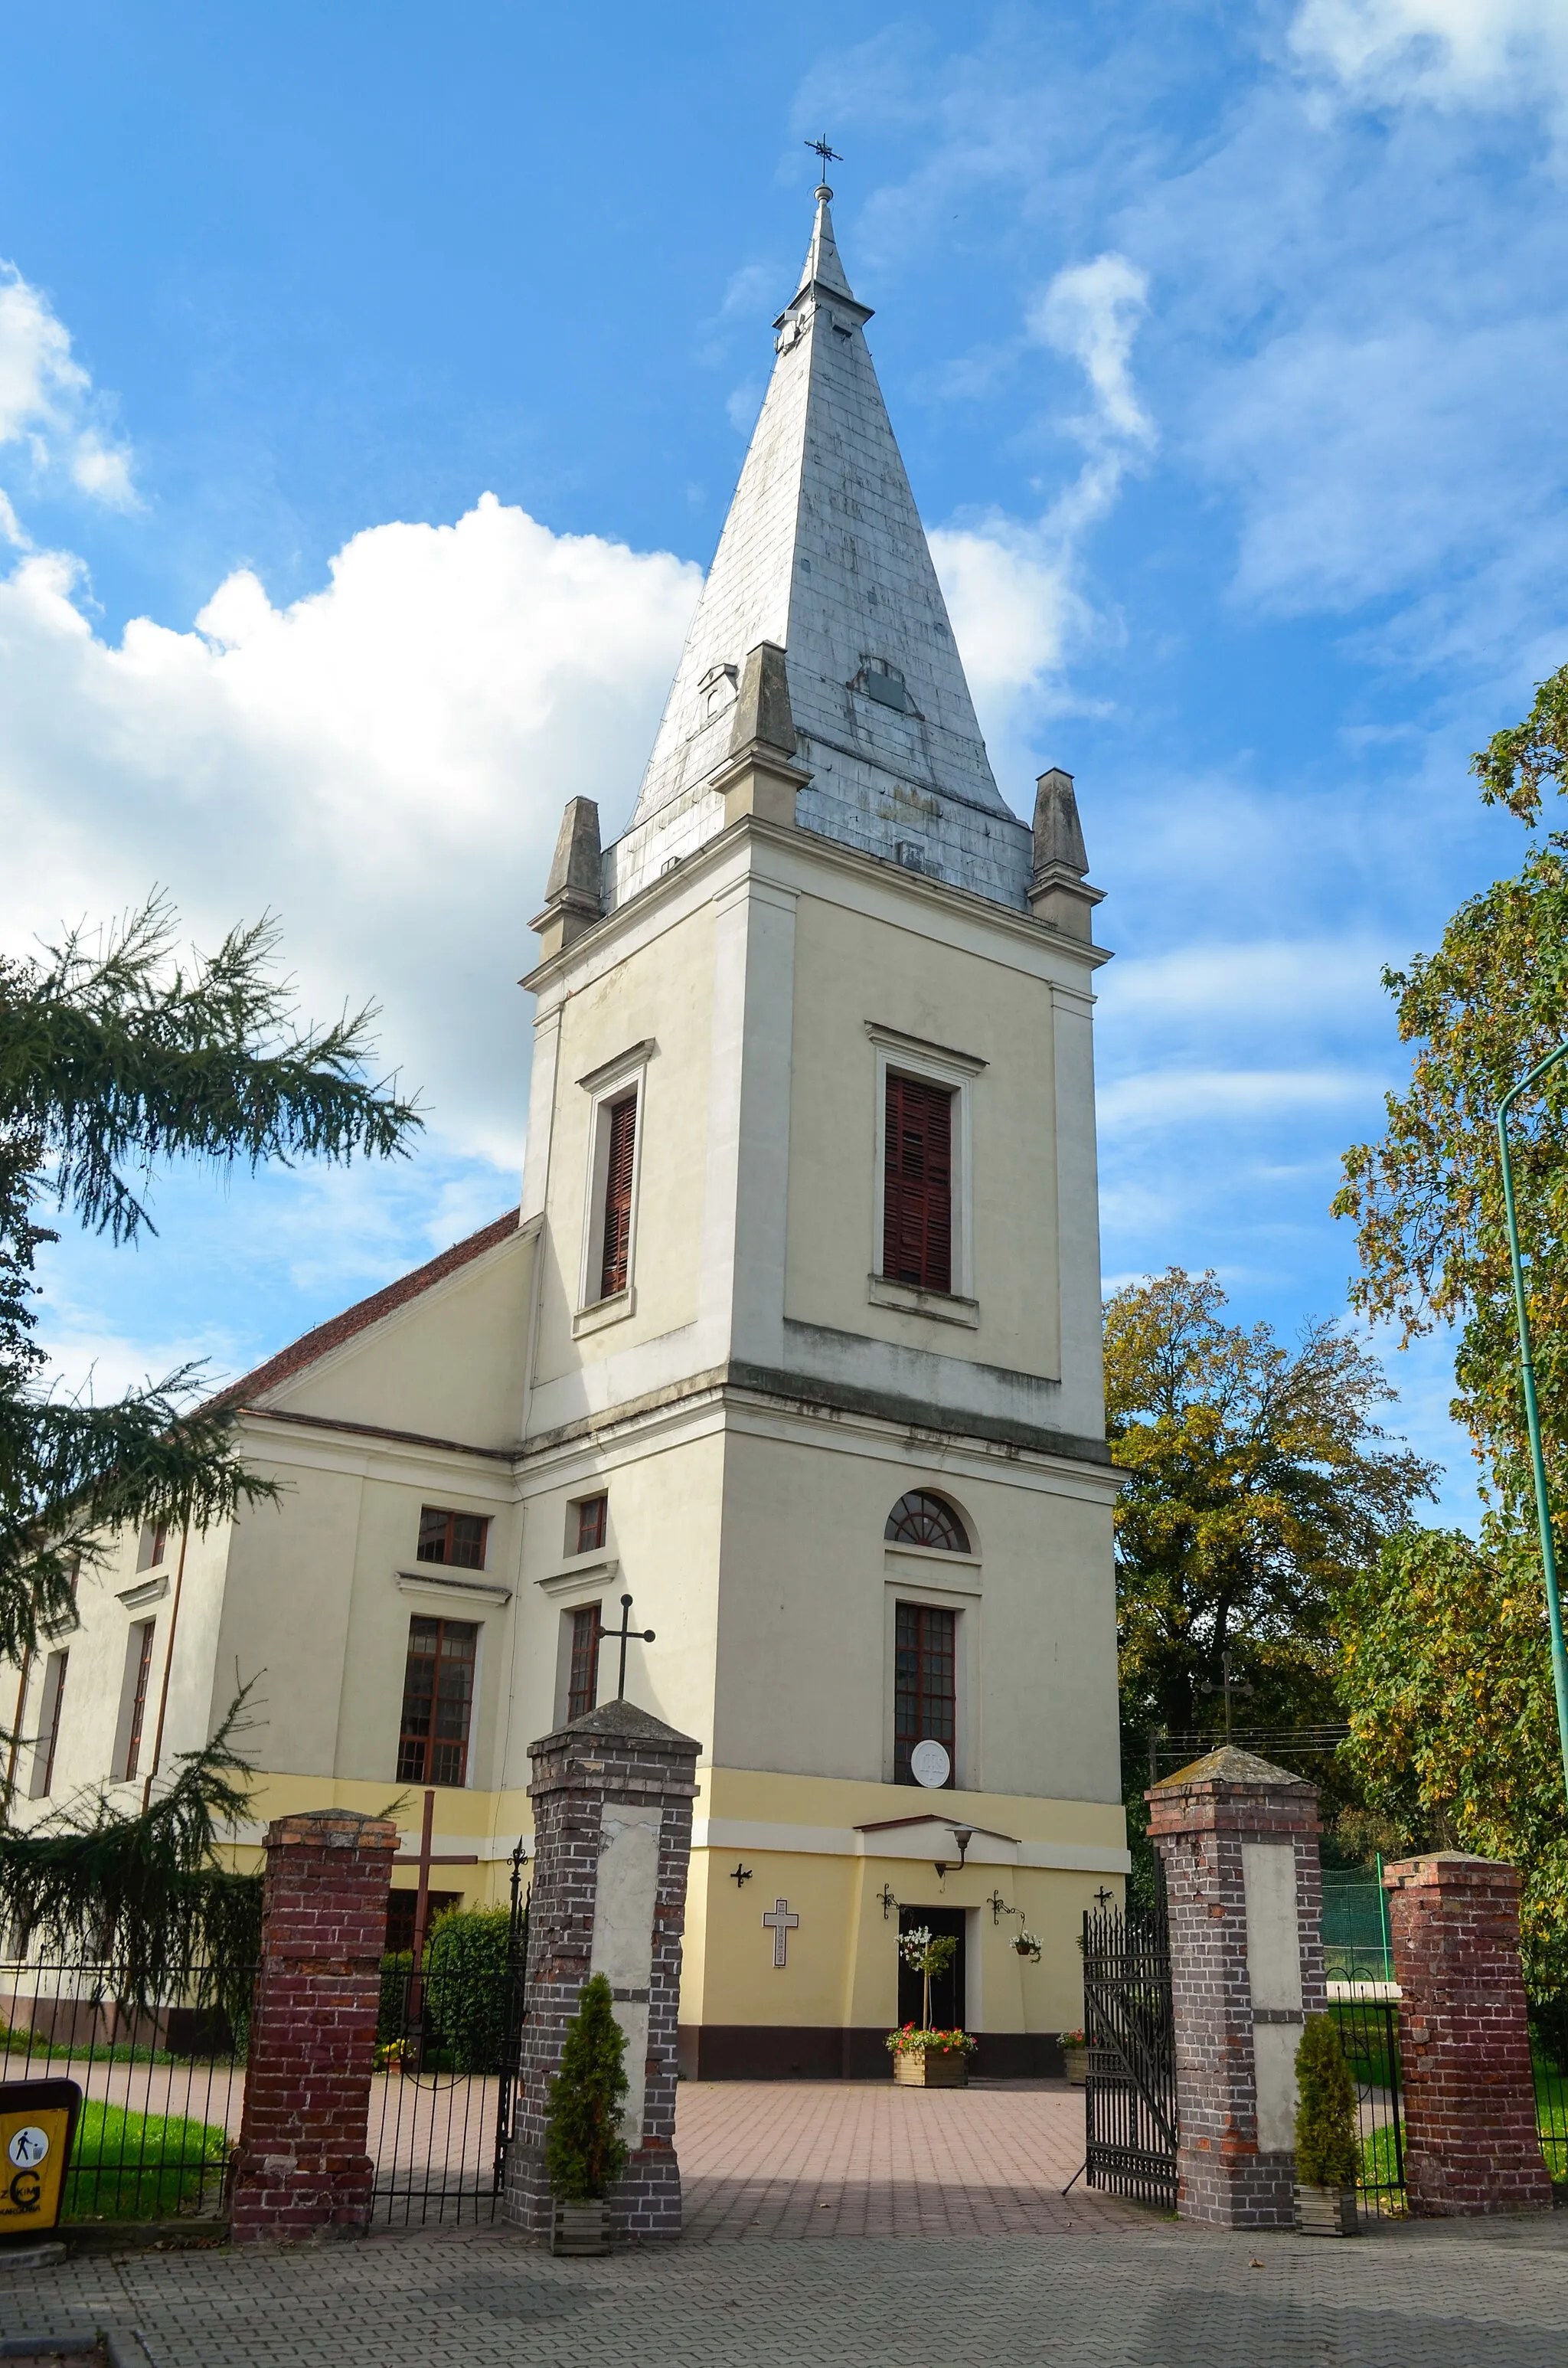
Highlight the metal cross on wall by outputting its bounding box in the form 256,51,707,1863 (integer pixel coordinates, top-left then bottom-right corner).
762,1897,799,1967
603,1591,655,1700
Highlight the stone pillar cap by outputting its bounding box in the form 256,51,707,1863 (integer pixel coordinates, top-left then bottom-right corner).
264,1809,399,1847
531,1697,703,1758
1383,1851,1521,1890
1146,1743,1315,1796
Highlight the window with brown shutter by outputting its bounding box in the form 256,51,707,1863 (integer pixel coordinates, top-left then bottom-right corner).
882,1074,954,1294
599,1093,637,1299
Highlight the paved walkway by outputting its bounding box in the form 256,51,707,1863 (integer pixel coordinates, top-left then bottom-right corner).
676,2079,1145,2236
5,2215,1568,2366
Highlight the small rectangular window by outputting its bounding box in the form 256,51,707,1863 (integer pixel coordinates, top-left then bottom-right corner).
571,1494,607,1555
894,1601,956,1787
416,1507,489,1570
567,1604,602,1720
30,1650,68,1799
122,1621,156,1781
599,1094,637,1299
397,1616,478,1786
136,1521,169,1573
883,1074,953,1294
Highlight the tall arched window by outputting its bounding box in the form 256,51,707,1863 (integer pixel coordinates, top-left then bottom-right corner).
884,1491,970,1553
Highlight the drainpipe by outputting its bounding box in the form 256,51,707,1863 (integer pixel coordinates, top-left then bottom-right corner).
142,1521,191,1811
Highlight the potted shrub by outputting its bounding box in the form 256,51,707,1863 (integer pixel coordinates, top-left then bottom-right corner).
887,1928,975,2086
1294,2013,1360,2236
544,1972,629,2255
887,2023,978,2087
1059,2029,1089,2085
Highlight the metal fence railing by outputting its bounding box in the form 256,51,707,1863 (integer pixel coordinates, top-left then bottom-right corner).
1328,1990,1404,2215
1321,1868,1393,1986
368,1954,503,2226
0,1954,249,2222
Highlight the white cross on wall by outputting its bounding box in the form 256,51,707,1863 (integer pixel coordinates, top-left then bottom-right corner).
762,1897,799,1967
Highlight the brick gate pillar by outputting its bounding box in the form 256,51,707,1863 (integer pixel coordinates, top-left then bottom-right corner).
230,1809,397,2244
1148,1746,1325,2229
504,1700,701,2242
1383,1853,1551,2216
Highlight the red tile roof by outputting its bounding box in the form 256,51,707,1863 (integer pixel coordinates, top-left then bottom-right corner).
214,1209,524,1408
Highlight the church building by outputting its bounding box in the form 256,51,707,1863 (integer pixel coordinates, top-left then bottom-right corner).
20,185,1128,2075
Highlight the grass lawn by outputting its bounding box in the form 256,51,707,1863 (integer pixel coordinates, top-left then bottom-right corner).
62,2098,230,2222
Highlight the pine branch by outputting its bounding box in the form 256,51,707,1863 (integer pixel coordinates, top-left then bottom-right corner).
0,1686,264,2015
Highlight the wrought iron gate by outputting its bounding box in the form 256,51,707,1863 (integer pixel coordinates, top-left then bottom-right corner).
492,1846,531,2196
1081,1886,1179,2209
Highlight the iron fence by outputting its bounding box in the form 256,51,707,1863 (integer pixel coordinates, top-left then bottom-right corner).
1534,2020,1568,2183
0,1952,249,2223
368,1854,528,2227
1321,1868,1393,1985
1329,1990,1404,2214
1080,1887,1178,2210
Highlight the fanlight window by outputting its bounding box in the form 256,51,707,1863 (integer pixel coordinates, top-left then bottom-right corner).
884,1492,970,1553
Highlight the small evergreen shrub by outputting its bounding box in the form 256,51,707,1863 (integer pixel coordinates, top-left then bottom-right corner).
1295,2013,1359,2190
545,1974,629,2202
423,1906,511,2072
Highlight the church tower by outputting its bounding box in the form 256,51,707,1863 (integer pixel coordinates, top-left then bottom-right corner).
516,185,1125,2074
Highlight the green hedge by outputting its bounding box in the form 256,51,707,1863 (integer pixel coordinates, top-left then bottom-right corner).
423,1908,512,2073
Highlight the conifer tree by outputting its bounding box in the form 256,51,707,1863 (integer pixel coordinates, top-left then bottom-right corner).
1294,2013,1359,2190
544,1974,629,2201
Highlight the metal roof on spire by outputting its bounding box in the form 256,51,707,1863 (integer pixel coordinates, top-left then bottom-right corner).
602,182,1031,914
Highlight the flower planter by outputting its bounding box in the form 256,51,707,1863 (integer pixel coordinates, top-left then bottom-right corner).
892,2046,969,2088
1296,2183,1357,2237
1062,2046,1089,2088
550,2199,611,2256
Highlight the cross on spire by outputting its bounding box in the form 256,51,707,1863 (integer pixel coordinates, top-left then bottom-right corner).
805,134,842,191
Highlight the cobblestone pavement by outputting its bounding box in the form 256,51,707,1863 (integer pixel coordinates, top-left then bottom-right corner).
677,2079,1145,2236
3,2213,1568,2366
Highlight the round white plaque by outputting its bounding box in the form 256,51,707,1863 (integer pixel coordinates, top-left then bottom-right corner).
910,1738,952,1789
8,2125,47,2168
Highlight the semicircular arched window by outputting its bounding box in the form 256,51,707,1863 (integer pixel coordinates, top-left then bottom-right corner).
884,1491,970,1553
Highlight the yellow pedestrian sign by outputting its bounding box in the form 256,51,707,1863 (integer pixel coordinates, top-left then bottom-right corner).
0,2079,81,2235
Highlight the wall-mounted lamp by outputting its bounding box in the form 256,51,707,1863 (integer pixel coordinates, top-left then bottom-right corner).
934,1827,973,1880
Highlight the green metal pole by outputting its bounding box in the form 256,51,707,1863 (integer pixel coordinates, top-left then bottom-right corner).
1498,1043,1568,1814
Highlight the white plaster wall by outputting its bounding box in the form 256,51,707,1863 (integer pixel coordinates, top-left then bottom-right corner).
270,1230,534,1451
783,891,1062,1389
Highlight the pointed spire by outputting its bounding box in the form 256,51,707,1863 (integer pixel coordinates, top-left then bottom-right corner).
603,186,1034,915
794,185,856,306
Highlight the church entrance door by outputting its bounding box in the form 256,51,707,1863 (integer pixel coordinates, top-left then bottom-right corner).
897,1905,966,2029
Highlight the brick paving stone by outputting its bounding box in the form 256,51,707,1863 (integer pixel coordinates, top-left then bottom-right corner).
676,2078,1145,2237
0,2214,1566,2366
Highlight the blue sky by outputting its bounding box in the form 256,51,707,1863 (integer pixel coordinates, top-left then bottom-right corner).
4,0,1566,1519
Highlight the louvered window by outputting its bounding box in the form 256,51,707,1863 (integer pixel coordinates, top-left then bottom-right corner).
883,1074,954,1294
599,1094,637,1299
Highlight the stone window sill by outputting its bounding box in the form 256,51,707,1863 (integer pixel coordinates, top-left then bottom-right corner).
573,1286,635,1339
867,1274,980,1329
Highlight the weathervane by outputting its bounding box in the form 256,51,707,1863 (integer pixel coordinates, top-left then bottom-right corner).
805,134,842,191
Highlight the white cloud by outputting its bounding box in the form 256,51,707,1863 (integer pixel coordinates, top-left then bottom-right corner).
1291,0,1568,110
1097,1066,1373,1133
0,496,702,1169
931,253,1155,764
0,264,136,515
